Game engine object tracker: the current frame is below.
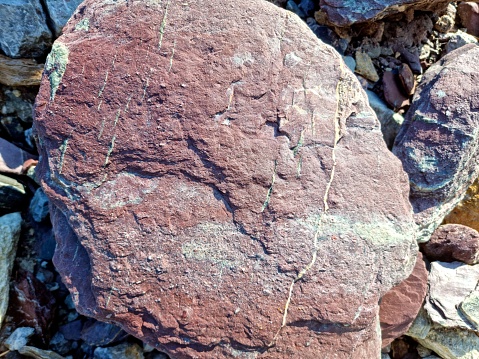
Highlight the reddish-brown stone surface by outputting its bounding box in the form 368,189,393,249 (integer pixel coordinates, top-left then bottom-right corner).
458,2,479,37
383,71,410,110
421,224,479,265
8,270,57,343
34,0,417,357
379,253,428,348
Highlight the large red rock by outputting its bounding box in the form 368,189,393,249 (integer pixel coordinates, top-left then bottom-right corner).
379,253,428,347
34,0,417,357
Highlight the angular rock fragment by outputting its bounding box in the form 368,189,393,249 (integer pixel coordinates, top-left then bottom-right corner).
0,0,52,58
460,290,479,328
421,224,479,265
44,0,84,37
34,0,418,357
424,261,479,329
0,212,22,326
0,54,44,86
383,71,410,110
408,309,479,359
355,51,379,82
393,44,479,243
319,0,453,27
9,270,57,340
379,253,428,347
29,188,50,222
398,63,415,96
4,327,35,351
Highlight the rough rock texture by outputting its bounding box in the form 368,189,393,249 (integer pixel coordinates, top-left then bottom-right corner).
318,0,456,27
29,188,50,222
379,252,428,348
355,51,379,82
421,224,479,265
424,261,479,329
0,54,44,86
44,0,84,37
34,0,418,357
408,309,479,359
0,212,22,326
0,0,52,58
443,177,479,233
393,44,479,243
8,270,57,340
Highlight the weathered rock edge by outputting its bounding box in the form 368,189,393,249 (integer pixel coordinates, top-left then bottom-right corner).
34,0,417,358
319,0,468,27
393,43,479,243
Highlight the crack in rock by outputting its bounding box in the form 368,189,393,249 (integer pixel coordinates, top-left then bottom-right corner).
268,57,347,348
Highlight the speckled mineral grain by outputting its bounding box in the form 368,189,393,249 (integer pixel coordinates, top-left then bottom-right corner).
34,0,417,357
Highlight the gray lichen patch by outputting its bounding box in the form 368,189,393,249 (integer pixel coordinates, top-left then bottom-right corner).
44,42,70,101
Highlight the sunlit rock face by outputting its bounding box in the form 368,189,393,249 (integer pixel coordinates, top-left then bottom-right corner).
34,0,417,357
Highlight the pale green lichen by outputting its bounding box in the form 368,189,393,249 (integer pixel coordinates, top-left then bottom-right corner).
58,137,69,174
74,18,90,32
45,43,70,101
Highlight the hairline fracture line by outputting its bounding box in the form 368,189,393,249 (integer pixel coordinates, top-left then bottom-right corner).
268,57,346,348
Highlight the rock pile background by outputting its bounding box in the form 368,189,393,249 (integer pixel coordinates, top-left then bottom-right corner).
0,0,479,358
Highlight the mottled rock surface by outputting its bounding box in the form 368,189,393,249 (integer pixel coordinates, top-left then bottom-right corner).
393,44,479,243
0,212,22,326
0,0,52,58
379,253,428,348
421,224,479,265
34,0,417,357
408,309,479,359
319,0,455,27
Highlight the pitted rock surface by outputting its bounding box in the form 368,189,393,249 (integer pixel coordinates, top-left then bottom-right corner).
34,0,417,357
393,44,479,243
318,0,458,27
